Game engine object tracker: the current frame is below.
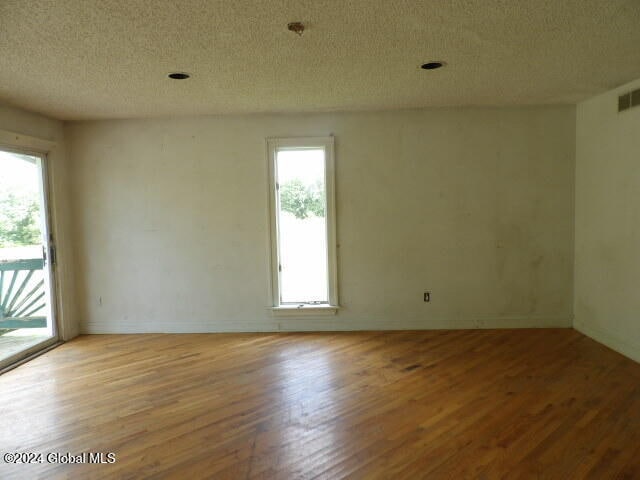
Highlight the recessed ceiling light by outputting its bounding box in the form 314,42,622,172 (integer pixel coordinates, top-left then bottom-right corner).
421,62,446,70
168,72,190,80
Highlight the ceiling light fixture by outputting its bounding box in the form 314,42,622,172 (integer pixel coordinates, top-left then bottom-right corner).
168,72,191,80
287,22,305,36
421,62,446,70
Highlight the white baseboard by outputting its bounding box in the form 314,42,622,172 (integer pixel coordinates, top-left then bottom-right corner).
574,320,640,364
82,315,572,334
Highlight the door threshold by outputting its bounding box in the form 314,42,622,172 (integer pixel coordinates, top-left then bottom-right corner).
0,340,63,375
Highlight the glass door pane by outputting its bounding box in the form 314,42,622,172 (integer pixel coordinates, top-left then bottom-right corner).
0,149,56,367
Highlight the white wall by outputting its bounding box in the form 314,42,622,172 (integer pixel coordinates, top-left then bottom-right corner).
575,78,640,362
0,103,78,340
66,107,575,333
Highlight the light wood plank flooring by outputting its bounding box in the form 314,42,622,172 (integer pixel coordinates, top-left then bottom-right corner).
1,329,640,479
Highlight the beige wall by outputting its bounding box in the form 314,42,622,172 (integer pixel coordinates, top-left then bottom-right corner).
575,78,640,362
66,107,575,333
0,103,78,340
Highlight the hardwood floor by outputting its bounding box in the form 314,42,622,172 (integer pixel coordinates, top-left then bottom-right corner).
1,329,639,479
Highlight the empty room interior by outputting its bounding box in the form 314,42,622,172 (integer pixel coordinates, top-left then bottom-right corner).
1,1,640,478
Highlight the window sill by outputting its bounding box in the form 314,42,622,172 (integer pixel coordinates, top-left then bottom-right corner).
270,305,339,317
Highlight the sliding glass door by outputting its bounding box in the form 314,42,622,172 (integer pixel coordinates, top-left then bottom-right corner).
0,148,57,369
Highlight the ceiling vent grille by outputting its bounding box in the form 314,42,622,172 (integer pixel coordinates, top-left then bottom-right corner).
618,88,640,112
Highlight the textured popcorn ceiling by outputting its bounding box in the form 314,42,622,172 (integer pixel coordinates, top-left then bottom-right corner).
1,0,639,120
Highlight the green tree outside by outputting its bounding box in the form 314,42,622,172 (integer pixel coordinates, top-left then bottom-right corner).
0,193,41,247
279,179,325,219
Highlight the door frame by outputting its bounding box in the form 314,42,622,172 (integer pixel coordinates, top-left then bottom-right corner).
0,139,61,371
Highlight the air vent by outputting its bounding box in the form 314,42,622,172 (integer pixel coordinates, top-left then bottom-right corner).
618,88,640,112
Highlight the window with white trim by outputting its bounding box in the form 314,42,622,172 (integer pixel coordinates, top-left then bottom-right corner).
267,137,338,315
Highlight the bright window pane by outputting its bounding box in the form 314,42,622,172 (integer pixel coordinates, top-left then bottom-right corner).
276,148,328,303
0,150,54,363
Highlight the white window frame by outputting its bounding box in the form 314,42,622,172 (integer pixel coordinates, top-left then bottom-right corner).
266,136,339,316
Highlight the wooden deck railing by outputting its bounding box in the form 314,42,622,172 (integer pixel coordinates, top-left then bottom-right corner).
0,258,47,329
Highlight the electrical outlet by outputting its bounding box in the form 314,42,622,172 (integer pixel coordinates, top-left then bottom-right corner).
423,291,431,302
